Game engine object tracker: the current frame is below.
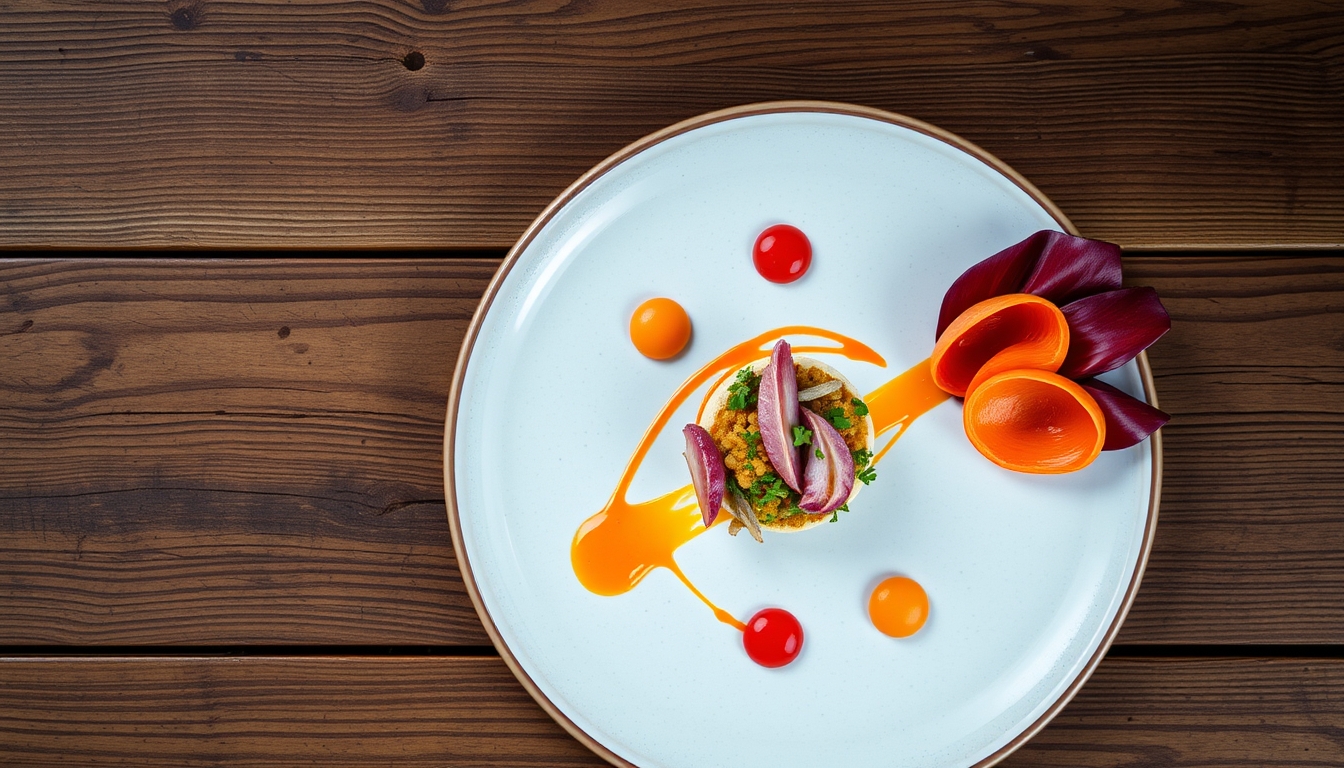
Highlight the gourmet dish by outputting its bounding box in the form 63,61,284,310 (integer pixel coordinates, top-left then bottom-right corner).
571,225,1169,668
688,341,876,539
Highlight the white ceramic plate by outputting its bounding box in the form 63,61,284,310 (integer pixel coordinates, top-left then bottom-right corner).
446,102,1160,768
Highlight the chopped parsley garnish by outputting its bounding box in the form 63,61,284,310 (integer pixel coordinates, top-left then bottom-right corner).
749,473,792,508
792,426,813,447
815,448,824,459
727,367,761,411
740,430,761,459
851,398,869,417
825,407,853,430
741,472,806,523
853,448,877,485
829,502,852,522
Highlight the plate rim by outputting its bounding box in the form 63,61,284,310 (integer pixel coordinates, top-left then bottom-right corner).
443,100,1164,768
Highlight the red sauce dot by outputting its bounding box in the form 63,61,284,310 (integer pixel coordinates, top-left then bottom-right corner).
753,224,812,284
742,607,803,668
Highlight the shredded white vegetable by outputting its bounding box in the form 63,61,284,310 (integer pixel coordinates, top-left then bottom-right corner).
797,380,842,401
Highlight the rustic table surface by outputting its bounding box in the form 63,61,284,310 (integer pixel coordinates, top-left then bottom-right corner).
3,2,1343,765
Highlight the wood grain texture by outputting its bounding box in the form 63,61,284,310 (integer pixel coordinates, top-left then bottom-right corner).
0,656,606,767
0,258,496,644
1002,657,1344,767
0,655,1341,767
1118,254,1344,643
1,1,1342,249
2,256,1342,645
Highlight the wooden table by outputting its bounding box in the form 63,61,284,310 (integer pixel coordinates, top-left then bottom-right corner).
2,2,1342,765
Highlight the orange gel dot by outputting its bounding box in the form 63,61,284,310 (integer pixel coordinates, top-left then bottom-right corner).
629,297,692,360
868,576,929,638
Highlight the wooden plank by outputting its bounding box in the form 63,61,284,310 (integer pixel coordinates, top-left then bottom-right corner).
2,256,1342,645
1003,657,1344,767
0,259,496,644
0,655,1340,766
1118,255,1344,643
0,656,606,767
1,1,1342,249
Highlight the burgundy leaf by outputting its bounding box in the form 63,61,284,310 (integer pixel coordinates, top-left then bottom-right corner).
1058,287,1171,379
1080,379,1170,451
683,424,726,527
758,340,804,492
937,231,1126,339
1019,231,1124,306
936,231,1045,339
798,408,855,515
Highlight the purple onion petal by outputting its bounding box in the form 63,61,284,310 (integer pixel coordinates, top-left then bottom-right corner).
936,231,1046,339
798,408,855,515
1019,231,1124,306
1058,287,1171,379
1080,379,1170,451
758,340,804,492
683,424,726,527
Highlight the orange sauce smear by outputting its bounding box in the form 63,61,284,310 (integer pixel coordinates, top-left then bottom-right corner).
571,327,949,629
867,358,948,465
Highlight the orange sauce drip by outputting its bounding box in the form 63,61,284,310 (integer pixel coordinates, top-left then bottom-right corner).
570,327,950,629
866,358,950,465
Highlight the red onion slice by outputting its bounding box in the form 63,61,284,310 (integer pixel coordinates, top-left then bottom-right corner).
797,408,855,515
757,340,804,492
683,424,725,527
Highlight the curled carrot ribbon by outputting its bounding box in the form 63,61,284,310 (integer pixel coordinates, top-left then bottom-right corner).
934,231,1171,473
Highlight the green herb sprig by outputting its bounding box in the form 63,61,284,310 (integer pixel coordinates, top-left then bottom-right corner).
825,407,853,430
853,448,876,485
740,430,761,459
727,367,761,411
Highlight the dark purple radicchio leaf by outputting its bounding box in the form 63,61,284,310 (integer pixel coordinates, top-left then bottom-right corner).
936,230,1124,339
1058,287,1171,380
937,231,1045,339
1079,378,1170,451
1019,231,1123,308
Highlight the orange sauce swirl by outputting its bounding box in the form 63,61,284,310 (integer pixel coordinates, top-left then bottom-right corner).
867,357,947,465
571,327,948,629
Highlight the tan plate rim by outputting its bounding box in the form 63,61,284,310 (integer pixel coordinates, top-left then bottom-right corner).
443,100,1163,768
